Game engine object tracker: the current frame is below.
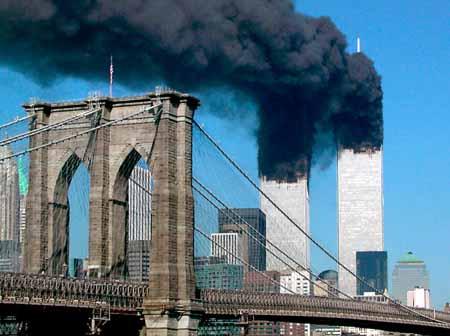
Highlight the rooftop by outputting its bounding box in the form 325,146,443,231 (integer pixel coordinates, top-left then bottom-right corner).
398,251,423,264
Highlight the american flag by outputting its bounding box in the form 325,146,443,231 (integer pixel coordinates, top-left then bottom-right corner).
109,56,114,97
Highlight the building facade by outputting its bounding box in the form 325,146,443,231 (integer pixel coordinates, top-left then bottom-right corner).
219,208,266,272
280,270,311,336
407,287,431,309
211,232,243,265
356,251,388,295
337,148,384,297
244,271,281,336
260,177,310,272
195,256,243,336
391,252,429,305
0,146,20,272
194,256,244,290
127,166,152,282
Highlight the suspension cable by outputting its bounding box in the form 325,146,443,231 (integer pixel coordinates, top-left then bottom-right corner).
193,120,448,324
194,226,295,295
0,114,35,131
192,179,348,299
0,108,101,147
0,104,162,162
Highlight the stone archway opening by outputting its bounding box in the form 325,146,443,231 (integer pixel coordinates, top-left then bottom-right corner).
110,149,152,280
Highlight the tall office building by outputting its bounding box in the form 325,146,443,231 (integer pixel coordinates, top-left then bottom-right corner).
260,177,310,272
211,232,243,265
356,251,388,295
219,208,266,271
127,166,152,282
392,252,429,305
17,157,28,272
0,146,20,272
337,148,384,296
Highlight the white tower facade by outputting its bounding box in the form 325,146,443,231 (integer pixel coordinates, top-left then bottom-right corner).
211,232,243,265
260,177,310,271
337,148,384,297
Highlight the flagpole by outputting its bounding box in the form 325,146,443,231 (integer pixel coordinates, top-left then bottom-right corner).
109,55,114,97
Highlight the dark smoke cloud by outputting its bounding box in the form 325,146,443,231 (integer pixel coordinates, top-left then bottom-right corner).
0,0,382,181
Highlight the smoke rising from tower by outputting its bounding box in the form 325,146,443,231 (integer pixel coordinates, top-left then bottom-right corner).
0,0,383,181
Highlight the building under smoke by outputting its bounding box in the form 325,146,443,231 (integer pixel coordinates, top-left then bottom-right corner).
260,176,310,272
337,148,384,297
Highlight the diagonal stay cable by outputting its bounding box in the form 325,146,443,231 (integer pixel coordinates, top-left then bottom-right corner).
193,120,448,324
0,108,101,147
194,226,295,295
192,178,349,299
0,104,162,162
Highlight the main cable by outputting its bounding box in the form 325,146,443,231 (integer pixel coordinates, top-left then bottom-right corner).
0,114,35,131
0,108,101,147
0,104,162,162
194,226,295,295
193,120,448,324
192,178,348,299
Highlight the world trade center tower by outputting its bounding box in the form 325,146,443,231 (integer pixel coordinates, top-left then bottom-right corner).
338,148,384,297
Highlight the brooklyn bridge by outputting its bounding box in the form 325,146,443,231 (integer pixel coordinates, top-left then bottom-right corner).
0,90,448,335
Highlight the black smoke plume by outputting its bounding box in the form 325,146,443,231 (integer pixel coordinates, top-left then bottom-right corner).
0,0,382,181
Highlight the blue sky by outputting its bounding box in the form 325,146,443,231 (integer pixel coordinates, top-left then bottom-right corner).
0,1,448,308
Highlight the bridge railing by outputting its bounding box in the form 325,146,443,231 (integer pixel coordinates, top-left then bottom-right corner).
0,273,149,310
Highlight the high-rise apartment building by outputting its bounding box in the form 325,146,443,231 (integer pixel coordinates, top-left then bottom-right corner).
280,269,311,336
260,177,310,272
337,148,384,297
218,208,266,271
211,232,243,265
244,271,281,336
0,146,20,272
356,251,388,295
392,252,429,305
127,166,152,282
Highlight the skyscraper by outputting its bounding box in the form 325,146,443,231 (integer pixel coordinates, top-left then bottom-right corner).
218,208,266,271
356,251,388,295
392,252,429,305
260,177,310,272
337,148,384,296
127,166,152,282
0,146,20,272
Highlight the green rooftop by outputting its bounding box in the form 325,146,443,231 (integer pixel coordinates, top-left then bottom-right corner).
398,251,423,263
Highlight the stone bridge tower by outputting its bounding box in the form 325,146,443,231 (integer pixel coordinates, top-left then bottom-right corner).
23,90,202,335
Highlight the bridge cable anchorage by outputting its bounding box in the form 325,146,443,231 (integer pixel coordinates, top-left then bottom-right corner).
192,179,350,300
193,120,450,325
0,103,162,162
194,226,296,295
0,113,36,131
0,107,102,147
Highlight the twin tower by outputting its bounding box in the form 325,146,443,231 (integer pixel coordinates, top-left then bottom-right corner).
261,148,384,297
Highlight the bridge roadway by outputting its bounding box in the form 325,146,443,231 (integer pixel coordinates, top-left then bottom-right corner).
1,273,450,335
200,289,450,335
